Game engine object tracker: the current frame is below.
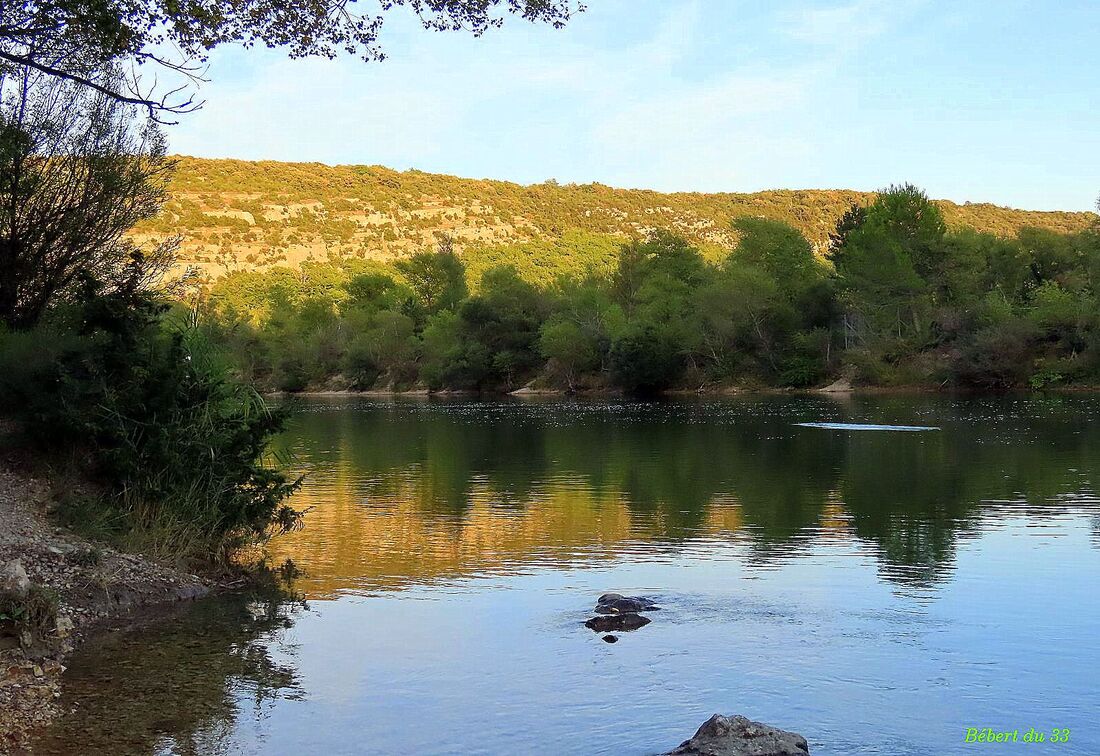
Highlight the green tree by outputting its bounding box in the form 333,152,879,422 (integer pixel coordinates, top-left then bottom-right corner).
395,238,468,321
539,319,598,389
609,323,681,394
732,217,822,299
831,184,947,345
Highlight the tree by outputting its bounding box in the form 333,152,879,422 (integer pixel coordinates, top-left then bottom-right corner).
830,184,946,344
731,217,825,300
829,203,867,253
0,0,580,118
0,69,176,329
609,323,681,394
457,265,545,388
395,237,468,321
539,318,598,389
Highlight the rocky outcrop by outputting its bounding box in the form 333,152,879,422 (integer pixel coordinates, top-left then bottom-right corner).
819,377,853,393
667,714,810,756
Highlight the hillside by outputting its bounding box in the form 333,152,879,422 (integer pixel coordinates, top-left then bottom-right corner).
141,157,1098,277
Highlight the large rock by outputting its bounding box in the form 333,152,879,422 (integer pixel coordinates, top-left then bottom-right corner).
595,593,660,614
585,614,651,633
667,714,809,756
1,560,31,598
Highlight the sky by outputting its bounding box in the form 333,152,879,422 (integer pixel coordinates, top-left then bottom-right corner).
169,0,1100,212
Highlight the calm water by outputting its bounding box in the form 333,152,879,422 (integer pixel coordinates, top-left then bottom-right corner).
29,395,1100,755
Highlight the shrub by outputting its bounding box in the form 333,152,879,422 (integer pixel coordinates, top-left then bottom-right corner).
342,336,382,389
0,584,59,646
610,324,682,394
0,281,301,565
952,319,1040,389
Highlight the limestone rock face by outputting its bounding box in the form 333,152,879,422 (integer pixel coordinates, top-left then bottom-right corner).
667,714,810,756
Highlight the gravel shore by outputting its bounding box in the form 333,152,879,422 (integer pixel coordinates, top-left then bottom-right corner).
0,459,209,750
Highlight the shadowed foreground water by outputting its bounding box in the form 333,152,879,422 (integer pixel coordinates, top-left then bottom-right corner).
29,395,1100,755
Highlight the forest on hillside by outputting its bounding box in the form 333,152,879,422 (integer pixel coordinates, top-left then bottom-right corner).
142,157,1098,277
197,185,1100,394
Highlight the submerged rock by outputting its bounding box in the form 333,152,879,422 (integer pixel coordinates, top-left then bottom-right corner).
667,714,809,756
585,614,651,633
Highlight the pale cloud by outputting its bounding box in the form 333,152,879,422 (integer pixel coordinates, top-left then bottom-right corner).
172,0,891,189
780,0,924,51
591,68,813,184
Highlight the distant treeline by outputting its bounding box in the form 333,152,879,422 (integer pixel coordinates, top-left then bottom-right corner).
196,185,1100,394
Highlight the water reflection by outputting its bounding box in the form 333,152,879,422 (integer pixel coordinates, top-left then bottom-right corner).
268,395,1100,595
27,396,1100,756
27,593,304,756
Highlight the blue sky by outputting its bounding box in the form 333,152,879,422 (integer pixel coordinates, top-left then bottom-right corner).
170,0,1100,212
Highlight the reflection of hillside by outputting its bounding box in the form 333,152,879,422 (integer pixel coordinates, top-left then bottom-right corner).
270,397,1100,597
269,476,749,598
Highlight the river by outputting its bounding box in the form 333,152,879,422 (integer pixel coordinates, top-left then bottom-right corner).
28,395,1100,755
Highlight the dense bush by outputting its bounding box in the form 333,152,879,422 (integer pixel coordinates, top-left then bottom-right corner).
0,280,301,564
609,324,682,394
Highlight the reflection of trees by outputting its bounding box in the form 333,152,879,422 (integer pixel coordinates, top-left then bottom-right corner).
28,592,303,755
272,396,1100,593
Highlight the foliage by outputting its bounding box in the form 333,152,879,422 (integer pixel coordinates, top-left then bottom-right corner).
0,0,579,117
0,69,175,328
195,185,1100,394
140,158,1097,278
952,319,1041,389
394,238,468,321
0,584,58,643
0,282,302,564
609,323,682,394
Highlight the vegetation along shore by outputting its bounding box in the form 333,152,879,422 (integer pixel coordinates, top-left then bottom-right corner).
187,177,1100,396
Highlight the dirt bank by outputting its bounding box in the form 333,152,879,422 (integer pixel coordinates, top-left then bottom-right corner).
0,460,209,750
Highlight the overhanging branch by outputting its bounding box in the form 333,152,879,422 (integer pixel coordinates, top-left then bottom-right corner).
0,50,202,123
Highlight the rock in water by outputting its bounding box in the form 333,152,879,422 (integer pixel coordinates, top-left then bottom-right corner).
595,595,660,614
585,614,651,633
667,714,810,756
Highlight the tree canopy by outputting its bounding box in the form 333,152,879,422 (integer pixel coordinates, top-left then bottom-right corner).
0,69,174,328
0,0,580,117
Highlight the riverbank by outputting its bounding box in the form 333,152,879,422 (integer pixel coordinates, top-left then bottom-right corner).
0,459,209,749
269,380,1100,401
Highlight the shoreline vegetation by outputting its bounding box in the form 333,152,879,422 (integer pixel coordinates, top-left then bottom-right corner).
0,75,303,747
268,380,1100,399
0,449,300,750
198,184,1100,398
